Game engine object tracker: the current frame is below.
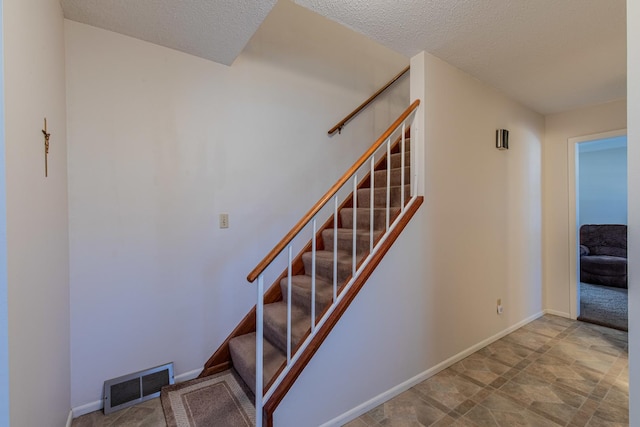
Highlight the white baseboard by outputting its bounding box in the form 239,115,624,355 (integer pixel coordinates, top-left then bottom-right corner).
66,410,73,427
70,367,203,419
320,311,544,427
175,368,202,383
544,309,572,319
72,399,102,418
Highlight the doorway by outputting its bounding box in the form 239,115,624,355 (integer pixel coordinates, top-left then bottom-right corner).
568,130,628,330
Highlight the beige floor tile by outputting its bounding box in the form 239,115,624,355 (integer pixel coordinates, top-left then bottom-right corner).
588,400,629,426
464,394,560,426
477,339,534,368
372,389,448,426
449,353,511,387
524,354,604,396
602,377,629,410
72,399,167,427
413,371,482,411
520,319,567,338
498,370,586,424
343,417,372,427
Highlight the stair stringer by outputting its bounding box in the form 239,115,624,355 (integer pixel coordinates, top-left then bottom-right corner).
264,196,423,426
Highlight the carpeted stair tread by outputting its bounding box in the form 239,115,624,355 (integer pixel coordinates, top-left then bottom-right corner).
302,250,362,284
356,184,411,208
389,151,410,168
373,166,411,187
280,275,336,314
340,207,401,230
388,138,411,154
321,228,383,255
228,332,285,396
263,301,313,354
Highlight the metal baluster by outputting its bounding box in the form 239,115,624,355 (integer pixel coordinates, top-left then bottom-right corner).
401,123,406,211
386,139,391,231
333,195,338,302
411,122,416,198
370,157,374,252
311,218,317,332
256,274,264,427
352,173,358,277
287,245,292,363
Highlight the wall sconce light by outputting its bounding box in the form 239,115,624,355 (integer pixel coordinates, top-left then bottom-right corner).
496,129,509,150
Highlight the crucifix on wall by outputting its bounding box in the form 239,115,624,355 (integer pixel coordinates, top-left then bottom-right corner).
42,118,51,177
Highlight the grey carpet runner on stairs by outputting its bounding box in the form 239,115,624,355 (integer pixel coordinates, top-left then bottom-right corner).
229,140,412,397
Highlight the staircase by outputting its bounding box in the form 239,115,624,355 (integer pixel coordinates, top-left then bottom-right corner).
200,100,422,425
230,143,411,395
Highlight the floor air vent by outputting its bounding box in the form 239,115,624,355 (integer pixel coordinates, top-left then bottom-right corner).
103,362,174,414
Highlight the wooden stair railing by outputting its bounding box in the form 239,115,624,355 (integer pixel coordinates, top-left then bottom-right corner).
202,100,421,426
328,65,410,136
200,101,419,378
248,99,419,283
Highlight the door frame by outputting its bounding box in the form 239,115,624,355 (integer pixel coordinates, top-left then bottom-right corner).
567,129,627,319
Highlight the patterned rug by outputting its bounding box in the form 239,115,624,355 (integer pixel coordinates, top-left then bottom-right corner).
578,282,628,331
161,370,255,427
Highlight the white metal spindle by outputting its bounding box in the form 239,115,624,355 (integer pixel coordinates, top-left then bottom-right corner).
401,123,406,211
386,139,391,231
311,218,317,332
286,245,292,363
256,274,264,427
352,173,358,277
333,195,338,302
411,123,416,197
370,157,374,252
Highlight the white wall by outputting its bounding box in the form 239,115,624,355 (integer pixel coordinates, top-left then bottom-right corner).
3,0,70,425
578,143,627,225
627,0,639,424
274,51,544,426
0,1,7,425
543,100,626,316
65,0,409,411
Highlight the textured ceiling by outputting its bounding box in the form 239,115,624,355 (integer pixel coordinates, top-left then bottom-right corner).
60,0,277,66
294,0,627,114
60,0,626,115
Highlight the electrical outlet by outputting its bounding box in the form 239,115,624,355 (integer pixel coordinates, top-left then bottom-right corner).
497,298,503,315
219,213,229,229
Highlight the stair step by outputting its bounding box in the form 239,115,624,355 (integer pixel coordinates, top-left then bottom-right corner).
340,207,401,230
389,151,410,168
229,332,285,396
263,301,312,355
321,228,383,255
357,184,410,208
372,166,411,187
280,275,335,314
391,137,411,153
301,250,361,284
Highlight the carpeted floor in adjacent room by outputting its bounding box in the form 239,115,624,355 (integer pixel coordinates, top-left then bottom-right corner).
578,282,628,331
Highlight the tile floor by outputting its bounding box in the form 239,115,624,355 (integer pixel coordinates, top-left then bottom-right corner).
346,315,628,427
72,315,629,426
72,398,167,427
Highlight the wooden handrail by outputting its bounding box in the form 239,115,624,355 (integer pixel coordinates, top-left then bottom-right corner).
328,65,410,136
247,99,420,283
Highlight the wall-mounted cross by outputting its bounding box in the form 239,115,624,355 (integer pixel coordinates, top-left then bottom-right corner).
42,118,50,177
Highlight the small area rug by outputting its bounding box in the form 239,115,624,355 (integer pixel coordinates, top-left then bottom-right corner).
161,370,255,427
578,282,628,331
